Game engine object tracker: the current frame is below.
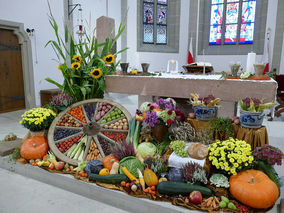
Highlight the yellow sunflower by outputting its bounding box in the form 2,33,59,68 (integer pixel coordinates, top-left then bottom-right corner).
58,64,61,71
103,54,115,64
90,68,103,79
72,55,82,63
71,62,81,70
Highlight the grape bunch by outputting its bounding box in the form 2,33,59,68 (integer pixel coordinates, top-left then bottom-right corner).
169,140,188,158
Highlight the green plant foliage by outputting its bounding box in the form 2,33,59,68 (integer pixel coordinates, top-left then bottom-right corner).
45,12,127,102
210,117,234,140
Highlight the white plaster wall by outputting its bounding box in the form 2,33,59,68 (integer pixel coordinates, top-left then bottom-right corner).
126,0,190,72
0,0,65,106
73,0,122,61
196,0,278,72
280,32,284,74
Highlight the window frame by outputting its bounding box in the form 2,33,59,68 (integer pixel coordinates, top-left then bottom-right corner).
198,0,268,55
137,0,180,53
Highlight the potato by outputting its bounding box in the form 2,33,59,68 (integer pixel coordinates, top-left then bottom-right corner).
123,125,128,130
118,126,123,130
104,125,109,129
122,119,127,122
115,122,119,126
113,126,118,129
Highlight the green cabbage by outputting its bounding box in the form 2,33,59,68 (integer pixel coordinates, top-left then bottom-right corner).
137,142,157,159
119,156,144,178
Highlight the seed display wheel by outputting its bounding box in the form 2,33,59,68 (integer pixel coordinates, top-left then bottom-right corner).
48,99,132,165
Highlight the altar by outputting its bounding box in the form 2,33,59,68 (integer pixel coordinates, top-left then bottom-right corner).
105,74,277,117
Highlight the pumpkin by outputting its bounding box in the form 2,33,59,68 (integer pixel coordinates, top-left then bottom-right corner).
229,169,279,209
20,136,49,160
99,168,110,175
102,155,119,170
144,168,158,186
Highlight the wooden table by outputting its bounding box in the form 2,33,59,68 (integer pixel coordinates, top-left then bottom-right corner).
105,74,277,117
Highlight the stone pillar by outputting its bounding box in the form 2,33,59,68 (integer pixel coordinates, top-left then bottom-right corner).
96,16,116,55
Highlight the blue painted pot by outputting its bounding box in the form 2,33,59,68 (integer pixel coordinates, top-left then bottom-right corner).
240,110,264,128
193,106,218,121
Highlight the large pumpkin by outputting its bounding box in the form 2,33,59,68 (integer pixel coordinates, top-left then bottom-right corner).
229,169,279,209
20,136,49,160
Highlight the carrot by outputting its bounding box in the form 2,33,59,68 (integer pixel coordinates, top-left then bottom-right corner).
121,181,126,186
150,186,155,191
126,183,130,188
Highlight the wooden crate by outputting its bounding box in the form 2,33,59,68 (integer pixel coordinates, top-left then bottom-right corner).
40,89,61,106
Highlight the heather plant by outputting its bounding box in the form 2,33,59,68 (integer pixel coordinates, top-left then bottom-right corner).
181,161,208,184
253,145,283,166
50,92,73,111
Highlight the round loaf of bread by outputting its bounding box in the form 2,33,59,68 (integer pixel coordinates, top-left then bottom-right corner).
187,143,208,160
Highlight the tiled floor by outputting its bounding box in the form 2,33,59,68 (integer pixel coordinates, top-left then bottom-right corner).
0,93,283,213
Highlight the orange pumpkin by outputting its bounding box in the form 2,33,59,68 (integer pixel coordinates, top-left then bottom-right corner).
20,136,49,160
229,169,279,209
102,155,119,170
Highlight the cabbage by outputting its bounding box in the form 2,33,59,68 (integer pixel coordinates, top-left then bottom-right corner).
85,160,104,174
119,156,144,178
137,142,157,159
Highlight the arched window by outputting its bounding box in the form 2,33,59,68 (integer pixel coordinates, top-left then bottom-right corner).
137,0,180,53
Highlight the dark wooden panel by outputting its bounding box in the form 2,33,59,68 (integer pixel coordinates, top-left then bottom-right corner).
0,28,25,113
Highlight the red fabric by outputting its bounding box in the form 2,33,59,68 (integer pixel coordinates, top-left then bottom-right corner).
263,63,269,74
188,51,194,64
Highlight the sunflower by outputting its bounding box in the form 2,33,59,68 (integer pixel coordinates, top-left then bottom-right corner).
90,68,103,79
103,54,115,64
58,64,62,71
71,62,80,70
72,55,82,63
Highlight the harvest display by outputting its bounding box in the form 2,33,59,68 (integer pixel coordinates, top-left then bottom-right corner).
14,97,283,213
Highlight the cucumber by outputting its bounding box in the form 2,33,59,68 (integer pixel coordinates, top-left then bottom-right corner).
256,160,281,196
157,181,212,197
88,174,128,184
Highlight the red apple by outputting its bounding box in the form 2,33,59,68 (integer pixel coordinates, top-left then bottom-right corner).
55,161,65,170
189,191,202,204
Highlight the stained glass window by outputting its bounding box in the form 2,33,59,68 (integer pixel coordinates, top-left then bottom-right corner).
209,0,256,45
143,0,168,44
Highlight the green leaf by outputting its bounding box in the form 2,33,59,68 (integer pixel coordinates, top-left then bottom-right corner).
80,87,87,99
65,24,69,43
51,41,66,60
114,47,128,56
45,78,63,90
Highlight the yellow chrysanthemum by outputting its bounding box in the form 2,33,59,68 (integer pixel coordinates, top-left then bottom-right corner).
130,70,138,75
71,62,81,70
90,68,103,79
103,54,115,64
72,55,82,63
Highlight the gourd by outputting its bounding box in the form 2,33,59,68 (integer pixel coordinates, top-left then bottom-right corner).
99,168,110,175
157,181,212,196
110,162,120,174
102,155,119,170
122,167,139,184
143,168,159,186
20,136,49,160
88,174,128,184
229,169,279,209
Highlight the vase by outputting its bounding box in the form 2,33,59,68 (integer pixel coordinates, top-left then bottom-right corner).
240,110,264,128
152,123,168,142
193,106,218,121
253,64,265,77
141,63,150,73
230,64,240,77
30,130,48,137
120,63,129,74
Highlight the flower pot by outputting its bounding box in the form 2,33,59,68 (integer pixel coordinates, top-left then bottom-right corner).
30,130,48,137
240,110,264,128
152,123,168,142
253,64,265,77
193,106,218,121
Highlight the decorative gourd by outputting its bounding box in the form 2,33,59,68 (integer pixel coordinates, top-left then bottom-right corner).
99,168,110,175
110,162,120,174
20,136,49,160
229,169,279,209
143,168,158,186
102,155,119,170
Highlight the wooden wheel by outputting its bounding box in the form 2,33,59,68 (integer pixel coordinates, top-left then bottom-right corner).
48,99,132,165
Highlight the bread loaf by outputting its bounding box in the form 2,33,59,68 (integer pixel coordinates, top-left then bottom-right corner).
187,143,208,160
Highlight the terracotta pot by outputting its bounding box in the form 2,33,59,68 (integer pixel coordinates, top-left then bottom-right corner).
152,123,168,142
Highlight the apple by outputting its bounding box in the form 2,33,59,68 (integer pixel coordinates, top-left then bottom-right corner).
234,118,240,125
55,161,65,170
189,191,202,204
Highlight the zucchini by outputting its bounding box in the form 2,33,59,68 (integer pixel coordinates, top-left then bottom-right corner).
256,160,281,196
88,174,128,184
157,181,212,197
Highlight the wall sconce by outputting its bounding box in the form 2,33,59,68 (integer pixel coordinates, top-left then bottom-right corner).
26,28,34,36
